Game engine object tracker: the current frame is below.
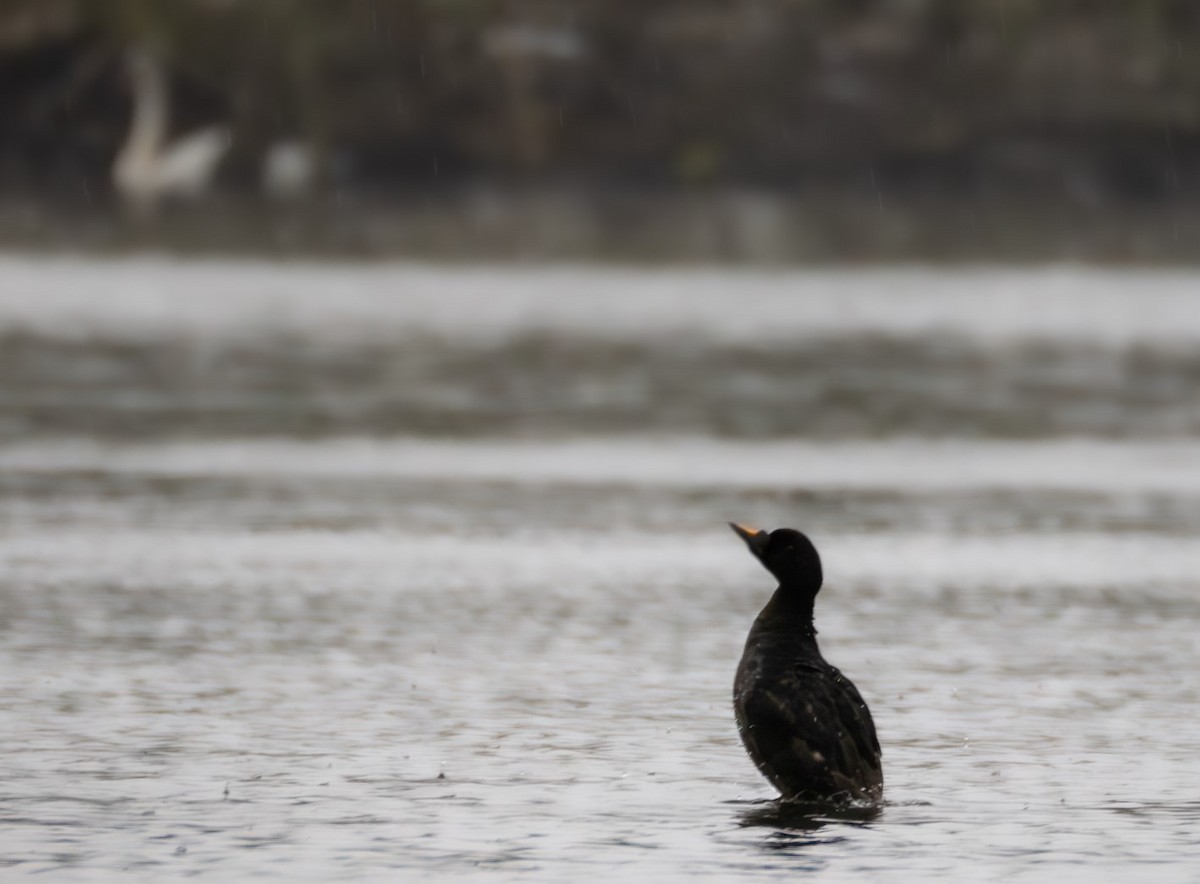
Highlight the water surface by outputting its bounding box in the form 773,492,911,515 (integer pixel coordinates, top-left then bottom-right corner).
0,259,1198,880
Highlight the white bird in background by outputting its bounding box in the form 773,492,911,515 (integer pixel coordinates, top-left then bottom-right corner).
262,139,316,200
112,49,230,215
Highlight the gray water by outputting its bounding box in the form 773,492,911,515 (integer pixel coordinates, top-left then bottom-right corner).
1,257,1198,881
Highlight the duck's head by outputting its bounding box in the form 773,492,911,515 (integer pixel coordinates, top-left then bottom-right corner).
729,523,823,591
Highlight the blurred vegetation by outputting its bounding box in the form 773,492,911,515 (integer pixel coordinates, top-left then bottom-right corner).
2,0,1200,258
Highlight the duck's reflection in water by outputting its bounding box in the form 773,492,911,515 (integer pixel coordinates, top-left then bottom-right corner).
733,798,881,853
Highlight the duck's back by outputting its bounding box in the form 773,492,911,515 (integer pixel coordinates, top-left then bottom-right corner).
734,629,883,801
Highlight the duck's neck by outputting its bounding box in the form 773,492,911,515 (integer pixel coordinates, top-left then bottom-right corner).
758,583,818,641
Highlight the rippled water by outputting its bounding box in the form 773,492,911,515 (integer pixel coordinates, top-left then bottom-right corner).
1,257,1198,881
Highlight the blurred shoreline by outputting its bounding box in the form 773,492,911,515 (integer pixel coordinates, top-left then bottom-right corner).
6,3,1200,263
4,187,1200,264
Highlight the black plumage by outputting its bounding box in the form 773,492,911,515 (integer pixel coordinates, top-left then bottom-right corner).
730,523,883,803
